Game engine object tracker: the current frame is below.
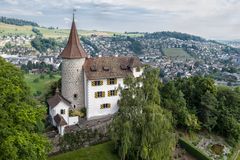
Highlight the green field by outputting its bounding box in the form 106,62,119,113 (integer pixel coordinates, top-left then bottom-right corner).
24,73,60,96
49,142,119,160
0,23,143,39
0,23,34,36
163,48,192,58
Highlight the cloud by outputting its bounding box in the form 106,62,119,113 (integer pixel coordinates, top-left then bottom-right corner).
0,0,239,39
0,8,43,16
3,0,18,5
64,17,71,24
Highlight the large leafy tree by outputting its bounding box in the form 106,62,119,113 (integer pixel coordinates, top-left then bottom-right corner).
0,57,50,160
215,86,240,145
111,69,175,160
200,91,218,132
160,81,200,131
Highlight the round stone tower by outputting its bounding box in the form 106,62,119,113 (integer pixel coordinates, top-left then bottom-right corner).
60,16,87,109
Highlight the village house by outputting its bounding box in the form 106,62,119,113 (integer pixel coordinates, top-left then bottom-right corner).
47,17,144,135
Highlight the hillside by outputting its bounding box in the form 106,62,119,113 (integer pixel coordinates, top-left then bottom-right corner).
0,22,117,38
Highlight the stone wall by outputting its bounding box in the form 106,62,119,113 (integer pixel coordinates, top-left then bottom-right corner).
61,58,85,109
47,116,113,155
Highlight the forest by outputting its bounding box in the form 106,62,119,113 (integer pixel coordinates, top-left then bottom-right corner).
0,16,39,26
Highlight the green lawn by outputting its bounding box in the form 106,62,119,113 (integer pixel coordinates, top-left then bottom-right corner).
49,142,119,160
163,48,192,59
24,73,60,96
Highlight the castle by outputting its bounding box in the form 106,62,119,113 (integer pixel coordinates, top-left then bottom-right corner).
47,17,144,135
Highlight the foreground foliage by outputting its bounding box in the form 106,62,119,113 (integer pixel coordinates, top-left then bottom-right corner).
0,57,50,160
161,76,240,145
111,68,176,160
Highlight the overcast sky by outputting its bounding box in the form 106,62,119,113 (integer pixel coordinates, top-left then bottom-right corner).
0,0,239,40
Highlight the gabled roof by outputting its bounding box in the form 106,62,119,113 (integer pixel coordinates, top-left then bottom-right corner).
47,93,71,109
60,17,87,59
83,56,143,80
54,114,67,126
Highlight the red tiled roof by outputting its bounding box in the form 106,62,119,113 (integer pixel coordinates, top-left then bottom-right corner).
83,56,143,80
60,18,87,59
54,114,67,126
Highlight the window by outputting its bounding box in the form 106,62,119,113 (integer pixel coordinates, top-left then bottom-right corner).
95,91,105,98
107,78,117,85
100,103,111,109
136,67,141,72
108,90,117,97
74,94,77,98
92,80,103,86
60,109,65,115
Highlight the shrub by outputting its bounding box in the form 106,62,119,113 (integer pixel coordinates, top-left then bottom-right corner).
40,74,45,79
179,138,212,160
33,78,39,83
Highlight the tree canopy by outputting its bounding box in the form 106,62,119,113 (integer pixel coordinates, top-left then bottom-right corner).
160,76,240,145
0,57,50,160
111,68,176,160
0,16,39,26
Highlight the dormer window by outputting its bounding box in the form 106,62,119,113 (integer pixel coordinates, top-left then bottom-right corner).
120,64,128,70
103,66,110,71
90,65,97,72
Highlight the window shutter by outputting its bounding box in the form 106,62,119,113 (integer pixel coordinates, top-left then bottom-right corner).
107,79,110,85
95,92,97,98
100,81,103,85
92,81,95,86
108,91,110,97
103,91,105,97
114,79,117,84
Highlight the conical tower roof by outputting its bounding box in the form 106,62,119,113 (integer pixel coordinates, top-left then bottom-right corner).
60,16,87,59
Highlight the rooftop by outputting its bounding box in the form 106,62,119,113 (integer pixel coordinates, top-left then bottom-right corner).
83,56,143,80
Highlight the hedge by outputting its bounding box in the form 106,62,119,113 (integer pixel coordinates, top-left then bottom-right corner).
179,138,212,160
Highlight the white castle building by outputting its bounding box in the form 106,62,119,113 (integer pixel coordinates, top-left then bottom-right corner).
47,17,144,135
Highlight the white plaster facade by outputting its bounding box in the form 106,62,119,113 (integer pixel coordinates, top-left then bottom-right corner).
49,101,69,136
84,67,143,119
49,101,69,126
85,78,124,119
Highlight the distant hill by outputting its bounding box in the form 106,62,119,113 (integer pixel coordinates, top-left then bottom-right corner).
144,31,206,42
0,16,39,27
